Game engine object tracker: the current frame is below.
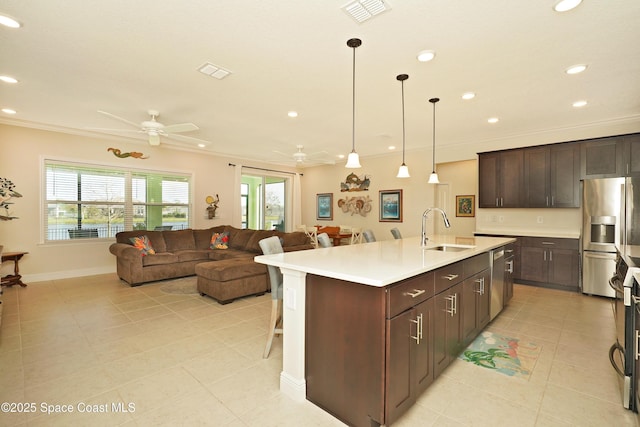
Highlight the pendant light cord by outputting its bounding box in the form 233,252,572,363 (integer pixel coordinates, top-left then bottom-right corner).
351,44,356,153
401,79,406,164
429,97,440,173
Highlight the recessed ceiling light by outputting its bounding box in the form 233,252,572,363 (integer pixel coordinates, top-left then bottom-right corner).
338,154,345,159
198,143,206,148
554,0,582,12
2,108,17,114
573,100,588,107
0,75,18,84
417,50,436,62
0,14,21,28
462,92,475,100
565,64,587,75
487,117,499,124
388,145,396,150
287,111,298,118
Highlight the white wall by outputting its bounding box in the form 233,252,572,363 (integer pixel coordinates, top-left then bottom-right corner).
0,124,298,282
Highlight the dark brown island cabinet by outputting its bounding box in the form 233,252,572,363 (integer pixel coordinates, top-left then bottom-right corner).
305,252,494,426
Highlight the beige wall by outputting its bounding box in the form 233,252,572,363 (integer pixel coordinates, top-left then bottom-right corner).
2,115,638,281
0,124,297,282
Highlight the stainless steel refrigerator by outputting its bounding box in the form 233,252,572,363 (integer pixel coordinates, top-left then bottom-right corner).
582,177,640,297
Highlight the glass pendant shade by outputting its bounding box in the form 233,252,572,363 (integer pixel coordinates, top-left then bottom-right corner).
345,151,362,168
396,164,410,178
428,172,440,184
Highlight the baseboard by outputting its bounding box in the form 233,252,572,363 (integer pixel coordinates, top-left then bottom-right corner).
21,266,116,284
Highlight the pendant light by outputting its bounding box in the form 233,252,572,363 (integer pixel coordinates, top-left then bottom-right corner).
427,97,440,184
345,38,362,168
396,74,410,178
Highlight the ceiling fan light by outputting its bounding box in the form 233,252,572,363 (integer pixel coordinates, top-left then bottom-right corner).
428,172,440,184
0,14,21,28
345,151,362,168
396,164,410,178
554,0,582,12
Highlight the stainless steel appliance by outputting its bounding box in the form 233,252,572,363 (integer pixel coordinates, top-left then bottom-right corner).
490,248,505,320
582,178,640,297
610,252,640,416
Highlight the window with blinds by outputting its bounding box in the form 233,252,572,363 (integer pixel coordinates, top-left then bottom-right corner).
44,160,191,241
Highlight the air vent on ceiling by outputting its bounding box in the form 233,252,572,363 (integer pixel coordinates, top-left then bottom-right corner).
198,62,232,80
342,0,390,23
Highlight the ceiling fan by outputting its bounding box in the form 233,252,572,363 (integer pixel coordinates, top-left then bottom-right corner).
273,145,335,166
87,109,211,147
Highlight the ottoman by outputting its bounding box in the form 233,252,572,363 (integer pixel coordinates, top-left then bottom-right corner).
196,259,268,304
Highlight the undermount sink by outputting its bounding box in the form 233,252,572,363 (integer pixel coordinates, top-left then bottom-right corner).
425,244,475,252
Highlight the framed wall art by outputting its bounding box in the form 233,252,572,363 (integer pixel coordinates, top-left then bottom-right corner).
456,195,475,217
316,193,333,220
379,189,402,222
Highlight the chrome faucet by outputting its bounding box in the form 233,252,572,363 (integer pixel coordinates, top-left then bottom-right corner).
421,207,451,246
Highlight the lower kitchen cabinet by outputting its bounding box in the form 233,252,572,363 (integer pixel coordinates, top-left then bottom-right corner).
461,268,491,346
385,297,434,425
519,237,579,291
433,282,463,378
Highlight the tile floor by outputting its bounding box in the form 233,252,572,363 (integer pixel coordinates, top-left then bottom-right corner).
0,275,637,426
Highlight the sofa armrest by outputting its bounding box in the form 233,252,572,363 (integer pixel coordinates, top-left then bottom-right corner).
109,243,143,262
284,244,315,252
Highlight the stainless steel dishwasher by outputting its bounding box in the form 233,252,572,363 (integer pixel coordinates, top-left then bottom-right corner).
490,248,505,320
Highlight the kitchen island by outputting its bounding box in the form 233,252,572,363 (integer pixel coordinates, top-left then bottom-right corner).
255,235,514,426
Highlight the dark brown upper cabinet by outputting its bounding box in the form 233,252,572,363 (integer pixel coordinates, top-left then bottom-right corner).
524,143,580,208
478,150,524,208
581,134,640,179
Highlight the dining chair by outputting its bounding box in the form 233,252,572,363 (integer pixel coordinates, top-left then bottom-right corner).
317,232,333,248
258,236,284,358
350,227,363,244
390,227,402,239
298,225,319,248
363,229,376,243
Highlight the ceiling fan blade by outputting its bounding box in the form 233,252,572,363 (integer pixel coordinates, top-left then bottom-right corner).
166,133,212,146
163,123,198,133
97,110,142,128
85,127,142,133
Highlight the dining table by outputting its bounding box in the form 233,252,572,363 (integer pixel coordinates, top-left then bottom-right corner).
316,226,352,246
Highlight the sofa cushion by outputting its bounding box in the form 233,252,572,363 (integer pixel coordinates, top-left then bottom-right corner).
209,249,254,261
226,226,255,250
246,230,280,253
129,235,156,255
280,231,310,248
175,250,212,262
142,252,179,266
193,226,226,250
116,230,167,253
163,229,196,252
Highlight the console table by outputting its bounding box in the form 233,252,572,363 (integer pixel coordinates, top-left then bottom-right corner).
1,251,28,287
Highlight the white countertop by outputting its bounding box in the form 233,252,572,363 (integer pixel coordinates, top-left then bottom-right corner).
475,229,580,239
255,235,515,287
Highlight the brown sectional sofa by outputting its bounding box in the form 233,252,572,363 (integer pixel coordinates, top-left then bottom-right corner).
109,225,313,303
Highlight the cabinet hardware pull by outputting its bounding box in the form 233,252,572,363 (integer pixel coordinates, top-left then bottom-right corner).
453,293,458,315
474,278,483,294
480,277,485,295
546,196,549,207
551,196,554,206
500,197,504,207
496,198,499,207
445,295,455,316
405,289,426,298
541,241,555,245
410,313,423,344
444,274,459,281
636,330,640,360
506,260,514,273
549,251,553,262
544,250,547,261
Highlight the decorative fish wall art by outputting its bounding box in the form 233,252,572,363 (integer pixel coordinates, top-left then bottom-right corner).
108,148,149,159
